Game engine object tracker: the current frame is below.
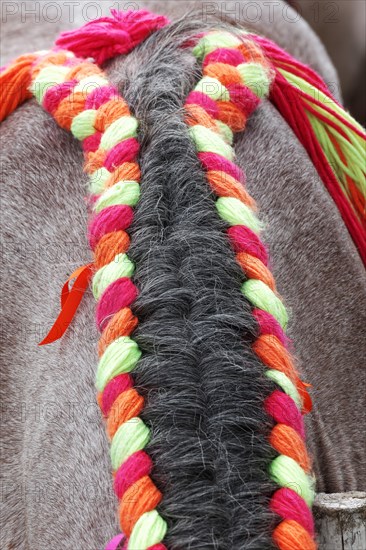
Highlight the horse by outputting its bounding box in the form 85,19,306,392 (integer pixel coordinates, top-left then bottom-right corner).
1,1,365,549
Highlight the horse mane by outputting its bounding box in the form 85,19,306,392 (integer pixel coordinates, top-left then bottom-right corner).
0,9,364,550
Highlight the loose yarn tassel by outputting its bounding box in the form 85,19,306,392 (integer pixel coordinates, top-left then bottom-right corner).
55,9,170,65
0,53,39,121
252,35,366,265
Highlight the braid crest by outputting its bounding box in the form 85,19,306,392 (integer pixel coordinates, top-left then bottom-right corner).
29,50,168,550
185,30,316,549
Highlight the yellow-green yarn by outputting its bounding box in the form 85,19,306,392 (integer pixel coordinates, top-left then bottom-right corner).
71,109,97,140
279,67,366,199
100,116,138,150
309,111,366,195
110,417,150,470
216,120,234,145
189,125,234,160
269,454,315,507
92,253,135,300
279,68,364,133
73,74,109,94
237,62,271,98
31,64,70,103
94,180,140,212
241,278,288,329
265,370,302,410
96,336,142,392
193,31,242,59
128,510,168,550
216,197,262,233
89,167,111,194
195,76,230,102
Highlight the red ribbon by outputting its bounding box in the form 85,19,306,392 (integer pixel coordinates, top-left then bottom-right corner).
39,263,94,346
297,381,313,415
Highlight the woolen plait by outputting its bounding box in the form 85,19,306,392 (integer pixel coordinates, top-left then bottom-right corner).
185,30,316,550
30,48,168,550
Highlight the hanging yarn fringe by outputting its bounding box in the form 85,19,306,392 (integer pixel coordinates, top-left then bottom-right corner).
252,35,366,264
55,9,170,65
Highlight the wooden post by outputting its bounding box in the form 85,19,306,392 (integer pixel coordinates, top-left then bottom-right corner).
314,492,366,549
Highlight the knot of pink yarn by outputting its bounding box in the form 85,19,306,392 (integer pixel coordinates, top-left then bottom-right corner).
55,9,170,65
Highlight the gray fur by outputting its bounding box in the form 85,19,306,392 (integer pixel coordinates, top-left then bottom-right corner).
1,1,365,549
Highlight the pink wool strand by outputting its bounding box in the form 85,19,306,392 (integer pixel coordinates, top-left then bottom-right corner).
253,308,289,347
88,205,134,249
271,488,315,535
114,450,153,499
55,9,170,65
100,374,134,416
227,225,268,264
96,278,138,331
265,390,305,439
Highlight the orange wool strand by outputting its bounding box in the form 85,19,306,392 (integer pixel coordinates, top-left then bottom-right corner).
297,383,313,415
0,53,38,121
94,98,130,132
107,388,144,438
98,307,138,357
53,91,87,130
207,171,256,205
203,62,243,86
119,475,163,536
216,101,247,132
94,231,131,269
105,162,141,188
237,42,266,64
273,519,317,550
236,252,276,290
85,148,107,173
65,61,103,81
270,424,311,472
185,103,219,131
253,334,299,386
